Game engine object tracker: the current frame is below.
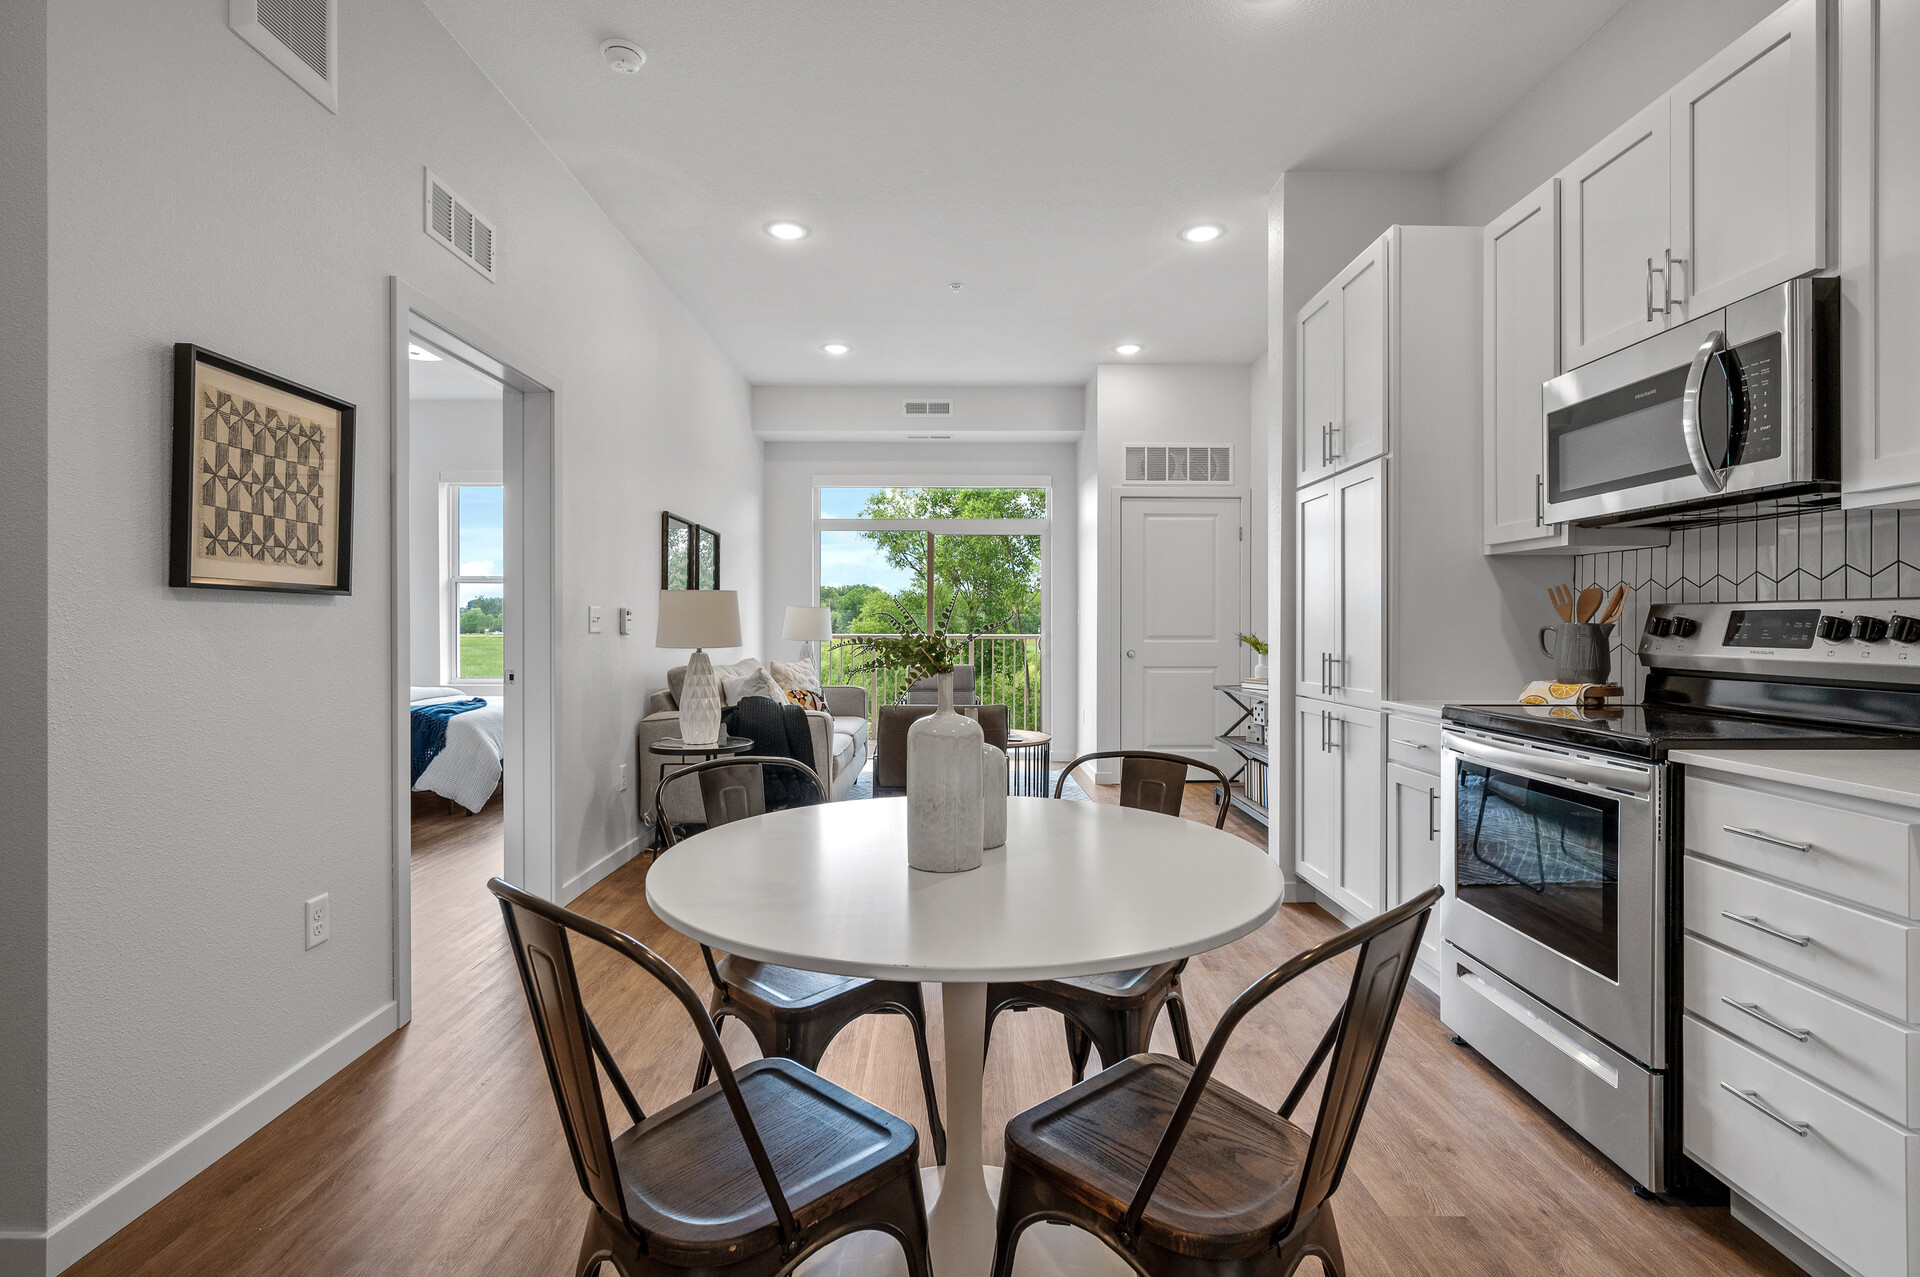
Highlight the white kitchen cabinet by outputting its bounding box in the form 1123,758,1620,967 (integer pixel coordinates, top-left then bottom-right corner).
1295,699,1384,920
1560,98,1672,368
1482,179,1669,556
1386,759,1443,980
1295,460,1383,710
1296,234,1388,485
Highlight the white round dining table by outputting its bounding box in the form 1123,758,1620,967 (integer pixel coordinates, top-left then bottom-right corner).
646,795,1284,1277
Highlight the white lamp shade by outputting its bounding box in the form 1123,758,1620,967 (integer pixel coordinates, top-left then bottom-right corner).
782,605,833,642
656,589,741,649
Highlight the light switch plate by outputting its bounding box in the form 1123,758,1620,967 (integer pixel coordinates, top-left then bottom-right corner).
588,605,603,634
618,607,634,635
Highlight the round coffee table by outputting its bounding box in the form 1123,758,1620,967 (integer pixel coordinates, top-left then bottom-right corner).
1003,731,1052,797
647,796,1283,1277
645,735,756,850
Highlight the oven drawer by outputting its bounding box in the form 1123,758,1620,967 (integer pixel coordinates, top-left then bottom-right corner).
1684,1017,1919,1277
1685,935,1920,1126
1386,714,1443,772
1685,857,1920,1020
1686,776,1918,918
1441,943,1661,1190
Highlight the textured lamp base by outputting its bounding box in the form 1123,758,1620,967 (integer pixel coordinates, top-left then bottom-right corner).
679,648,722,745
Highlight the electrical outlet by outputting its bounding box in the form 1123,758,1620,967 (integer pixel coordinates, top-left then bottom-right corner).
616,763,629,792
618,607,634,635
305,894,330,950
588,605,604,634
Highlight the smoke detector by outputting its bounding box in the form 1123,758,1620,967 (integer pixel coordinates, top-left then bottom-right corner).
600,39,647,74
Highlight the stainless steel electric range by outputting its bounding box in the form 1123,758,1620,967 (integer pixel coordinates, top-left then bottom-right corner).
1438,598,1920,1196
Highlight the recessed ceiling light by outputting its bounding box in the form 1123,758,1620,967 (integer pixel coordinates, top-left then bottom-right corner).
407,343,442,362
1113,343,1143,356
600,39,647,74
1179,224,1225,244
765,221,809,241
822,343,851,356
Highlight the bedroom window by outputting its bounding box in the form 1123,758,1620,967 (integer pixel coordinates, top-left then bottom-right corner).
447,483,505,681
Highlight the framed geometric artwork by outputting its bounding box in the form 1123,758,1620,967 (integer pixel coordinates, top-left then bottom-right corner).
170,344,356,593
661,511,721,590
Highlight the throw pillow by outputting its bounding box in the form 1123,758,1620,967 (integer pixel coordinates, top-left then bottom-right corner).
769,657,824,698
721,669,784,706
785,686,828,712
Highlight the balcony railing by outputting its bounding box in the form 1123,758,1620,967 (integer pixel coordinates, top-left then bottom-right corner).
819,634,1044,735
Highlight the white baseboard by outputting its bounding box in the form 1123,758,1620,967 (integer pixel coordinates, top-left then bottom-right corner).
42,1001,398,1275
561,835,639,903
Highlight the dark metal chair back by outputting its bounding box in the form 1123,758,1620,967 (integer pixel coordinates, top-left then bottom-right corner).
655,755,826,849
1117,886,1443,1247
487,877,801,1247
1054,749,1230,828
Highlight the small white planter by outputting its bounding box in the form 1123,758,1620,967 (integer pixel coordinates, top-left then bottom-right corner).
906,671,984,872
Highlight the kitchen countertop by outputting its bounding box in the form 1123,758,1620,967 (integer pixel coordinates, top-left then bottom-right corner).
1671,749,1920,809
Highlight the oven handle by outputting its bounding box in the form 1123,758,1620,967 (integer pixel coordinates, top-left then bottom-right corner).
1681,329,1731,494
1443,732,1653,796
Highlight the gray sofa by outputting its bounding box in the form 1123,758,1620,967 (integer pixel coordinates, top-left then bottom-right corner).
637,657,869,826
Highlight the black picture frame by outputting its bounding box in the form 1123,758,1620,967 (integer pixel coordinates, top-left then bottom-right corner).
661,511,721,590
170,343,356,594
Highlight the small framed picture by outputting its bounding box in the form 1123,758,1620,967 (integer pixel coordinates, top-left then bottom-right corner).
170,344,356,593
697,525,720,589
662,512,722,590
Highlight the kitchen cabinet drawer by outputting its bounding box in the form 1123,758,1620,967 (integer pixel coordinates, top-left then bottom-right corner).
1686,935,1920,1126
1685,857,1920,1021
1386,714,1442,772
1684,1017,1918,1277
1686,775,1918,917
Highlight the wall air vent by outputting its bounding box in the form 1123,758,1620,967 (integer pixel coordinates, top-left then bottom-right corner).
230,0,338,112
424,171,497,281
903,400,953,417
1124,445,1232,483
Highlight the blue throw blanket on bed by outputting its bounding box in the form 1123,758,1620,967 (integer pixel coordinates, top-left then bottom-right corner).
410,699,489,782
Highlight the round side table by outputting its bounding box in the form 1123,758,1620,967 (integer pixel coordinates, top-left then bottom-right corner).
1003,730,1052,796
645,735,755,851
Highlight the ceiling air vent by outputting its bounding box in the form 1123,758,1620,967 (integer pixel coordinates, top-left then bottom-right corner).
903,400,953,417
424,171,497,281
1124,445,1233,484
230,0,338,112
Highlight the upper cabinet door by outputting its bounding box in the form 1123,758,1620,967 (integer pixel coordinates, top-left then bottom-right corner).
1561,98,1672,368
1670,0,1828,318
1297,283,1344,484
1483,179,1561,548
1334,237,1390,473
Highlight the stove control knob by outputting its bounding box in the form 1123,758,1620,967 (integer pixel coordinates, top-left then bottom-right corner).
1817,614,1854,643
1648,616,1674,638
1854,615,1890,643
1890,615,1920,644
1671,616,1699,638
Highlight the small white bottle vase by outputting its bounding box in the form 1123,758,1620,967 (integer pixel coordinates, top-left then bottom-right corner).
981,743,1008,850
906,670,984,872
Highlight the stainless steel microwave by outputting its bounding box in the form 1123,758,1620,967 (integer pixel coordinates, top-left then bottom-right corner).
1541,277,1839,527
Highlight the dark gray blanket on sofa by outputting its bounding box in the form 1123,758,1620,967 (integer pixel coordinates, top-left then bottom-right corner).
720,696,821,809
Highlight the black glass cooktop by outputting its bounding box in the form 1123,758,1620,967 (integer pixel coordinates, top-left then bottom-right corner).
1440,701,1915,759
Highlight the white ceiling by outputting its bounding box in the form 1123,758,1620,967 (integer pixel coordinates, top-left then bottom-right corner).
408,348,504,399
423,0,1627,385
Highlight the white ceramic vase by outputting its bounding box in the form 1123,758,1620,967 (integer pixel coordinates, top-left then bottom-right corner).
905,671,984,872
981,743,1008,849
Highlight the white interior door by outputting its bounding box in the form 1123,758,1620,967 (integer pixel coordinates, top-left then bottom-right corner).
1120,497,1244,776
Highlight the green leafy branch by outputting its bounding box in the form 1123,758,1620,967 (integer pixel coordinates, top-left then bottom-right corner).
1238,632,1269,657
832,597,1003,682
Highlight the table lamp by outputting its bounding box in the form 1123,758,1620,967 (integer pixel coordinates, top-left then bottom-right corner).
782,604,833,668
657,589,741,745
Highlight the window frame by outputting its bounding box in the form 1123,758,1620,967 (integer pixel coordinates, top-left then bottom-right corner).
445,480,505,685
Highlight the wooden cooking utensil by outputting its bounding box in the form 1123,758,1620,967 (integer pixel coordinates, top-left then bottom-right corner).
1598,584,1627,625
1575,586,1603,622
1548,584,1574,623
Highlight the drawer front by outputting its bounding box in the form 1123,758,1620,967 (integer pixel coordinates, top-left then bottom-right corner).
1684,1017,1916,1277
1684,857,1920,1021
1685,935,1920,1126
1687,776,1917,917
1386,714,1443,772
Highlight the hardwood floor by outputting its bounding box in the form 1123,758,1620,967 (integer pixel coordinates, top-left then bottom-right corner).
66,786,1796,1276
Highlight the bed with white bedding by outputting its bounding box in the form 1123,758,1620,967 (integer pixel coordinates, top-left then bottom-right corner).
409,686,504,814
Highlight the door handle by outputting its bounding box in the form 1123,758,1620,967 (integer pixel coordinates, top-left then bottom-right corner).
1720,997,1811,1043
1723,825,1813,854
1719,1083,1809,1136
1663,249,1686,314
1535,473,1545,527
1326,653,1341,692
1327,422,1341,462
1681,329,1731,494
1125,649,1136,658
1427,787,1439,840
1720,912,1811,947
1645,256,1659,323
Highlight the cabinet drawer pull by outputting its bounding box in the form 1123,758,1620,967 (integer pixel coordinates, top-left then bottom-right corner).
1720,997,1811,1042
1722,825,1813,853
1719,1083,1809,1136
1427,787,1439,841
1720,912,1811,947
1390,738,1430,750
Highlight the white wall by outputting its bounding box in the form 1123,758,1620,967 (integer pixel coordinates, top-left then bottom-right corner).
407,400,504,688
760,440,1081,756
753,384,1082,440
1440,0,1784,226
35,1,759,1269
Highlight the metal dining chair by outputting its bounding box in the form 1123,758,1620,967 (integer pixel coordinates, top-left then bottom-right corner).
983,749,1231,1083
990,887,1443,1277
488,877,933,1277
655,756,947,1163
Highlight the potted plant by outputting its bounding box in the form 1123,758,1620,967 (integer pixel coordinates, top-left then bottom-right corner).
1239,632,1269,682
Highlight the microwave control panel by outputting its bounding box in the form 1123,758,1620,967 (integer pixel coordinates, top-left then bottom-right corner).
1638,599,1920,682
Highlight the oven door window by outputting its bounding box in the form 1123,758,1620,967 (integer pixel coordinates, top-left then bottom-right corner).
1455,763,1619,981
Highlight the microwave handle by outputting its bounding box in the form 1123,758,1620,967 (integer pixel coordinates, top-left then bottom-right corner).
1681,329,1731,495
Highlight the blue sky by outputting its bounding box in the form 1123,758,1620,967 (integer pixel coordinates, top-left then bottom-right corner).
818,486,881,518
458,484,504,577
819,530,913,590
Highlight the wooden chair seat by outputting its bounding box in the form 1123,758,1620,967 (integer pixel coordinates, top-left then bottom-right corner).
1005,1055,1309,1260
709,956,869,1015
615,1057,917,1265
